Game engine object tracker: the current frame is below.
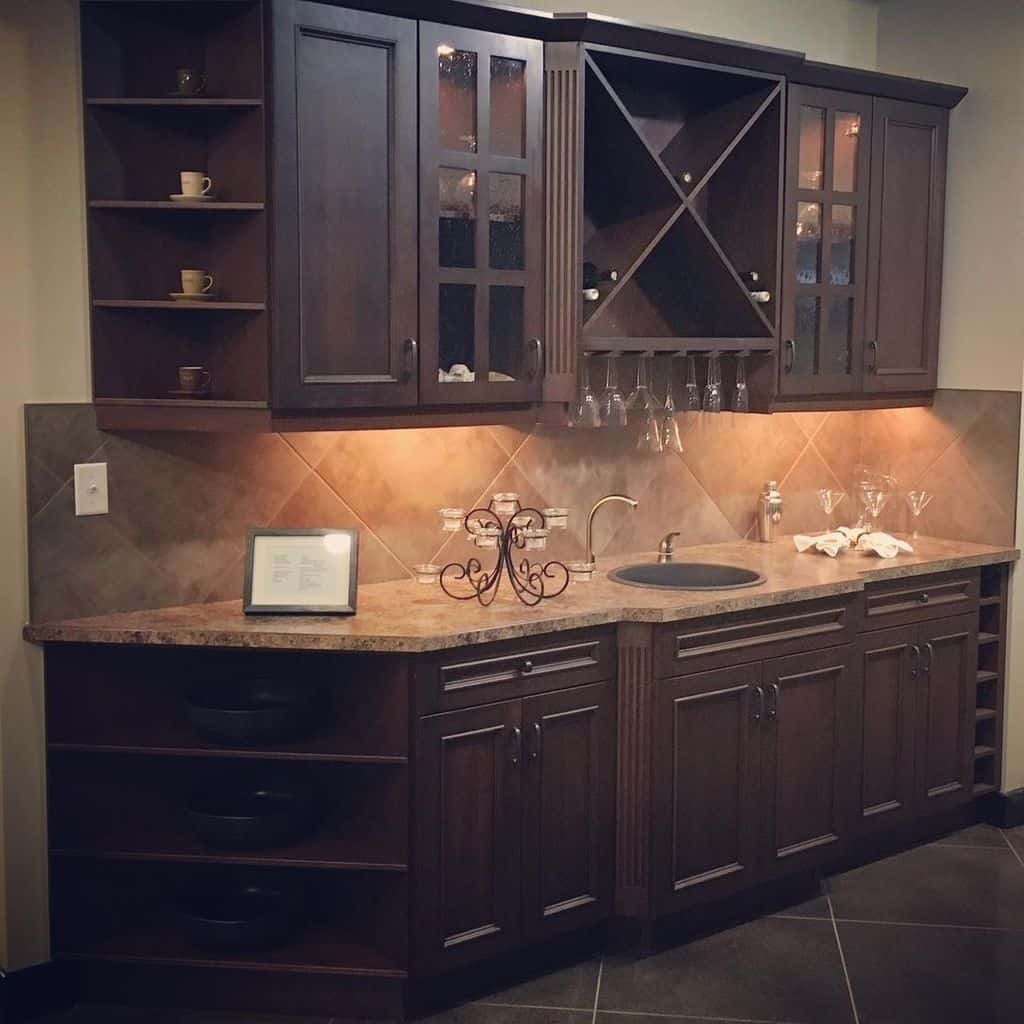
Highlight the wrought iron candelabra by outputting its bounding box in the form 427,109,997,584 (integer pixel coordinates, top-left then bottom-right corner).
438,496,570,607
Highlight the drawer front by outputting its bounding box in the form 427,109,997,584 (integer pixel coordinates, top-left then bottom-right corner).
416,628,615,713
655,596,859,678
863,570,979,629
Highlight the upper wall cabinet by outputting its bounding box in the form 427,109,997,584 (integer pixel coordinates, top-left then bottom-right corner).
779,85,949,403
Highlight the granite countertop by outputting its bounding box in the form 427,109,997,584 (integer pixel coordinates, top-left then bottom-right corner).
23,535,1017,654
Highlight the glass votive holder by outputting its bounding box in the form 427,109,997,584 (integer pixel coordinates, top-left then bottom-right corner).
522,527,549,551
473,526,502,549
492,492,520,515
439,507,465,532
567,561,595,583
413,563,442,585
542,508,569,530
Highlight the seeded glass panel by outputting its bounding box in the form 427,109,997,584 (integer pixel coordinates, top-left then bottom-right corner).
796,202,822,284
489,173,524,270
793,296,820,376
798,106,825,189
439,283,476,380
833,112,861,192
438,48,477,152
490,57,526,158
830,204,855,286
439,168,476,268
823,296,853,375
489,285,524,381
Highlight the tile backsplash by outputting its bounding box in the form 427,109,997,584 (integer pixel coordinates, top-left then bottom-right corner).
25,389,1020,623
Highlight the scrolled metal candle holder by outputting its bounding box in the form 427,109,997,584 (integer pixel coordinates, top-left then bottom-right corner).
439,498,570,607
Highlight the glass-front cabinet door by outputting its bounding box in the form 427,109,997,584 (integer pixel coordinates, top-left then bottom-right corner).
779,86,872,397
419,23,544,404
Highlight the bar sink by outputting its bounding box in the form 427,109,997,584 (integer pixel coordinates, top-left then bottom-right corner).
608,562,766,591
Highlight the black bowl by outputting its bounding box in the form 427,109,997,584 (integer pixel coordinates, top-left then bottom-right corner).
176,884,300,950
186,783,318,849
185,678,324,745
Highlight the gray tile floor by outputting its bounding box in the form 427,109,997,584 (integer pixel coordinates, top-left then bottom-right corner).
33,823,1024,1024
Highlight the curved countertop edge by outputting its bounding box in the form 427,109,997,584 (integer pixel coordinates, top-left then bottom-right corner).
22,538,1019,655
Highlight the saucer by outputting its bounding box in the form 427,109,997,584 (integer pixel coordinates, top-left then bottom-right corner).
168,388,213,399
169,193,216,202
169,291,218,302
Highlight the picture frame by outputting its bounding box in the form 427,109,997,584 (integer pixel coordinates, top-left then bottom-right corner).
243,528,359,615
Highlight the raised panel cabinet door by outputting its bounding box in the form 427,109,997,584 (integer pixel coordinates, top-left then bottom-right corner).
271,2,418,409
854,627,918,834
915,613,977,814
414,700,523,974
779,86,872,397
760,646,857,876
652,666,763,913
419,22,544,405
863,99,948,394
522,682,614,940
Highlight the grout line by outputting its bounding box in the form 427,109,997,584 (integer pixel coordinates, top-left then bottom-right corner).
770,912,832,921
597,1008,808,1024
591,957,604,1024
830,915,1024,933
827,893,861,1024
475,1000,595,1013
1001,829,1024,870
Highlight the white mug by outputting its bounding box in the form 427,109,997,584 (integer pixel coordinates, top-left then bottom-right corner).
180,269,215,295
179,171,213,197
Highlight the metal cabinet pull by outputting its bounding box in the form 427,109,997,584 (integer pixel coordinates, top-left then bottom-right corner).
521,659,534,675
530,722,542,760
753,685,765,722
510,726,522,766
767,683,780,720
918,592,930,604
866,339,879,373
527,337,543,379
783,339,796,374
923,642,935,675
910,644,921,678
403,337,418,381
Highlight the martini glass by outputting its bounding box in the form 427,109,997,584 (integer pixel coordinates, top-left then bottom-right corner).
816,488,846,530
905,490,933,538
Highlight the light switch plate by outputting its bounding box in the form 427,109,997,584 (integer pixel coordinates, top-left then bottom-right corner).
74,462,109,516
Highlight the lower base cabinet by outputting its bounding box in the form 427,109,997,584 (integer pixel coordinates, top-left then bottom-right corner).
414,681,614,974
653,647,857,913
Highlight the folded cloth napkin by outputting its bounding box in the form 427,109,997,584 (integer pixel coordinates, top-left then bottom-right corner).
793,531,852,557
856,531,914,558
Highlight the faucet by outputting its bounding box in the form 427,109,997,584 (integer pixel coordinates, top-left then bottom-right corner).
585,494,639,567
657,531,681,563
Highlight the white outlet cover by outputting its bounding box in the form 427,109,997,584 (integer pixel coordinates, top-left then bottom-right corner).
74,462,109,516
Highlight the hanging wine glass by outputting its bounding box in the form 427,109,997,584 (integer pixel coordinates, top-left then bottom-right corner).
599,352,628,427
684,353,701,412
905,490,933,538
732,353,750,413
661,355,684,454
703,353,723,413
570,351,602,429
626,352,657,414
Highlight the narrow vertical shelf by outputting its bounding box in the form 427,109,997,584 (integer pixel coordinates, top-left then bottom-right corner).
973,564,1008,796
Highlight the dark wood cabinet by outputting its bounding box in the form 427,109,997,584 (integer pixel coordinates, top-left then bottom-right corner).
272,2,419,410
780,86,949,404
415,679,614,974
419,22,544,406
863,99,948,394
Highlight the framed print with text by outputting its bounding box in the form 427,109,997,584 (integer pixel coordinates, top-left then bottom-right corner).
243,529,359,615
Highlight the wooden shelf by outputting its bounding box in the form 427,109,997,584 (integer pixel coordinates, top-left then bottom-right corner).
89,200,264,211
977,669,999,685
973,782,998,797
975,708,998,723
49,742,408,766
974,745,996,760
979,596,1002,608
978,632,1000,646
582,337,776,353
86,97,262,108
93,300,266,311
94,397,267,409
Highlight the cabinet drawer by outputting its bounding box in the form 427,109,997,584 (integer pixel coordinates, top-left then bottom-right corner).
655,596,859,677
863,570,979,628
415,628,614,713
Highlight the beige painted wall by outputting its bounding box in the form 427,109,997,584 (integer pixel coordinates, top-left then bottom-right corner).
0,0,90,970
876,0,1024,791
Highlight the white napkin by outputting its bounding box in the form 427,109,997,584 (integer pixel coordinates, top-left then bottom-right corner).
856,532,914,558
793,531,852,557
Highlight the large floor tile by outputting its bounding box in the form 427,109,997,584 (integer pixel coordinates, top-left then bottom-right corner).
597,1015,759,1024
838,920,1024,1024
476,958,602,1010
421,1006,590,1024
598,916,854,1023
828,843,1024,929
1005,826,1024,858
930,823,1010,848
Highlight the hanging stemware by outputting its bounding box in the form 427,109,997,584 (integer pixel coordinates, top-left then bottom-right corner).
569,351,602,428
599,352,628,427
684,353,702,412
703,353,723,413
732,352,750,413
626,352,658,414
661,355,684,454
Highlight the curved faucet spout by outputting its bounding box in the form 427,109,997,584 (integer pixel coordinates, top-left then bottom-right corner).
585,494,639,567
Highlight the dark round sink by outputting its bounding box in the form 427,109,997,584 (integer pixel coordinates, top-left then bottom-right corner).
609,562,766,591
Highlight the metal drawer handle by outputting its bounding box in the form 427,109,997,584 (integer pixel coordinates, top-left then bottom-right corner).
918,592,930,604
403,337,418,381
910,644,921,678
753,685,765,722
527,338,543,379
510,726,522,766
783,338,796,374
923,642,934,674
530,721,542,760
767,683,780,720
521,659,534,675
867,339,879,373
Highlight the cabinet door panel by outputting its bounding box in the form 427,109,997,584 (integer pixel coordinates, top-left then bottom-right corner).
855,627,918,834
761,646,856,875
654,666,762,912
415,701,522,973
419,22,543,405
522,682,614,940
272,2,418,409
864,99,947,393
916,614,976,813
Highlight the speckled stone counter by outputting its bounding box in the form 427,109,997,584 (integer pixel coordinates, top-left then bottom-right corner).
23,535,1018,654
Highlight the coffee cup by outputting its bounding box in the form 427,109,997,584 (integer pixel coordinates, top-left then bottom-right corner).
177,366,212,393
179,171,213,197
175,67,206,96
180,269,215,295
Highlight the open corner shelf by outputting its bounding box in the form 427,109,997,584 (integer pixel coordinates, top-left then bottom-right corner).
93,300,266,311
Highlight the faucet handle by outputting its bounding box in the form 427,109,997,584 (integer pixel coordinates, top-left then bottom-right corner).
658,531,681,563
